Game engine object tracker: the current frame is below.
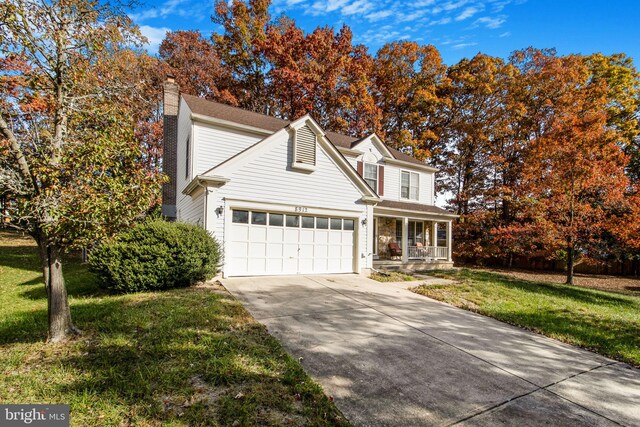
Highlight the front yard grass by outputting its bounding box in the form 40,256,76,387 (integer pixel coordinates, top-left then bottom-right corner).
412,269,640,367
369,271,421,282
0,231,350,426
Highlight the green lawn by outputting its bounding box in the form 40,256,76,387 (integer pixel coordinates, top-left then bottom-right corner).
369,271,421,282
413,269,640,367
0,231,350,426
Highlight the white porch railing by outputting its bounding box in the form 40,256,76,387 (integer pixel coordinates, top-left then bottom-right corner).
408,246,448,260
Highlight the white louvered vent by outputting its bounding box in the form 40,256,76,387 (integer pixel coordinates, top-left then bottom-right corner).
295,125,316,166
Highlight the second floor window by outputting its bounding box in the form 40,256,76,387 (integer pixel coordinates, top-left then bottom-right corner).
364,163,378,191
185,137,190,179
401,171,419,200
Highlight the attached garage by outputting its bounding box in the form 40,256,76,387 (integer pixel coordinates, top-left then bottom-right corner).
227,209,357,276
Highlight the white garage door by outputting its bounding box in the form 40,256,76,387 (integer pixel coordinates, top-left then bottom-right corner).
227,209,356,276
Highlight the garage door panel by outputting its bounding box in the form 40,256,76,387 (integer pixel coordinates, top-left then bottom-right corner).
284,243,298,257
267,228,284,241
299,243,314,258
228,209,356,276
342,245,354,257
230,241,248,256
315,244,328,257
229,258,248,274
314,258,328,272
315,230,328,243
298,259,313,273
249,227,267,241
249,258,266,274
249,242,266,258
300,230,314,242
328,231,342,244
266,243,283,256
283,258,297,274
266,258,283,274
284,229,299,243
327,258,341,271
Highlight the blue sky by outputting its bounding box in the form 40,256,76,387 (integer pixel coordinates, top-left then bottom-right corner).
131,0,640,66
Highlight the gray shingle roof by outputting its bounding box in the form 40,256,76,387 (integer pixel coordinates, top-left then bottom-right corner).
376,200,457,216
182,94,427,166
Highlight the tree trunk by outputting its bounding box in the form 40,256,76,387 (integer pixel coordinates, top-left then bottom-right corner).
35,233,50,297
566,245,575,285
46,244,79,342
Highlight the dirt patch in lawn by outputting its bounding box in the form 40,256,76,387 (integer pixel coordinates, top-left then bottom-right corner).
480,267,640,295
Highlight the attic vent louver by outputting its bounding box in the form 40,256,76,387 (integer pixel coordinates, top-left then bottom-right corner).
295,125,316,166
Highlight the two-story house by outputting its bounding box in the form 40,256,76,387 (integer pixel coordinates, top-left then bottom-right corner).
161,76,457,277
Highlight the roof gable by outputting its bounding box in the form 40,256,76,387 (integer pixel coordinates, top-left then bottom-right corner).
202,114,380,201
350,133,393,161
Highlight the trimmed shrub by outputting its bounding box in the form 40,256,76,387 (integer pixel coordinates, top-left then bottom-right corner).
89,219,221,292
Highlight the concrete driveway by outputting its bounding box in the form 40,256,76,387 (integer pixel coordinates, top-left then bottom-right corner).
222,274,640,426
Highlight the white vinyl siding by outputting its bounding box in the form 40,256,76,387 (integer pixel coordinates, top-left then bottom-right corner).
179,190,204,226
193,122,263,174
175,99,205,225
295,125,316,165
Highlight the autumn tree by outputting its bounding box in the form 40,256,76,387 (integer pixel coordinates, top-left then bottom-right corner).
0,0,164,341
586,53,640,183
261,19,380,135
159,30,237,105
373,41,450,163
212,0,271,113
442,53,515,216
518,56,629,284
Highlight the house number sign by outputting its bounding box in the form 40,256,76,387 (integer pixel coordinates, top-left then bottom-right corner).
294,206,308,213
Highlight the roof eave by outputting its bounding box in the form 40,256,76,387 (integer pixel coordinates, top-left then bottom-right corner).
374,205,459,219
182,175,230,195
190,112,274,136
384,157,439,173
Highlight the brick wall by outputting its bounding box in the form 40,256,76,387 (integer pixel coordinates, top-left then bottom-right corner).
162,77,179,219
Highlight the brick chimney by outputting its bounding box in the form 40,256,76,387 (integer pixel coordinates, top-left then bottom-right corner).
162,75,179,219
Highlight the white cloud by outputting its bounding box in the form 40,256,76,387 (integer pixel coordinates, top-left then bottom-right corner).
411,0,435,6
452,41,478,49
474,15,506,29
455,5,482,21
311,0,350,14
130,0,205,23
432,0,469,14
341,0,375,15
499,31,511,37
139,25,170,53
429,17,452,25
366,10,394,22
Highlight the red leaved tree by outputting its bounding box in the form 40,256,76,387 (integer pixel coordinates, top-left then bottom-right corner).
517,56,629,284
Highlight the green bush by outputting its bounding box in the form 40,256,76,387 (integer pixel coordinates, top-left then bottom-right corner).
89,219,221,292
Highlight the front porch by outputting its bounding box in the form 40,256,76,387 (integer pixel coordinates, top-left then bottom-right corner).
373,212,454,266
373,259,455,271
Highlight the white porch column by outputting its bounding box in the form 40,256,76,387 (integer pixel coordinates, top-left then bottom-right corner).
365,204,374,270
432,222,438,247
401,216,409,263
446,220,453,262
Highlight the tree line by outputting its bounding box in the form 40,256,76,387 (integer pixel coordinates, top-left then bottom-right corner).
161,0,640,283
